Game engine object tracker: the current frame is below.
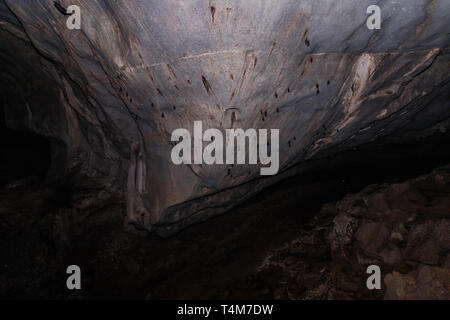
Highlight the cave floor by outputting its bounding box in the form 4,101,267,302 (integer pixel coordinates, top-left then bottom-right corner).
1,135,450,299
0,174,387,299
1,167,449,299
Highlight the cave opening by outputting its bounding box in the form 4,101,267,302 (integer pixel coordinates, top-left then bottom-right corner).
0,100,52,188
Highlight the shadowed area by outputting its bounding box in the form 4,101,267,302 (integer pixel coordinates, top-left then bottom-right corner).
1,131,449,299
0,101,51,187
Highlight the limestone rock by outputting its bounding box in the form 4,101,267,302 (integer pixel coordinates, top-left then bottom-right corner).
1,0,449,234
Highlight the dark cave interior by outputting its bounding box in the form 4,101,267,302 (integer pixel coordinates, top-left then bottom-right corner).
0,0,449,301
0,53,450,298
0,101,51,188
1,102,450,299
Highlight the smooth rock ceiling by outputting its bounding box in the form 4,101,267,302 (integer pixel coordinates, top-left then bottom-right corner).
0,0,449,235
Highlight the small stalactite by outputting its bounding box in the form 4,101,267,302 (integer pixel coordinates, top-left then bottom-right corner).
305,38,310,47
210,5,216,24
126,141,149,229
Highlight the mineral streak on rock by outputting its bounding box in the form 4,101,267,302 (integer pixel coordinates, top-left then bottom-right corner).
0,0,449,235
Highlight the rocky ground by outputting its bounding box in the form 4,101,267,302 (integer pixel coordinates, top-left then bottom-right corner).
248,164,450,300
0,160,449,299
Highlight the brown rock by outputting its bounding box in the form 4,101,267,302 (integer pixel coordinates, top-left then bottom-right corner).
434,219,450,251
443,254,450,269
409,239,440,265
389,196,419,218
388,209,411,224
384,271,417,300
330,213,357,251
425,197,450,218
355,220,390,254
415,266,450,300
390,222,408,244
380,244,402,265
404,189,428,208
365,193,390,220
405,220,450,265
387,182,410,199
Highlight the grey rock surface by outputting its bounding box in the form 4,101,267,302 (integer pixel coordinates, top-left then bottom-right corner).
1,0,449,235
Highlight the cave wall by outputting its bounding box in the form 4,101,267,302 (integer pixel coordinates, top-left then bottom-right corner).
0,0,449,235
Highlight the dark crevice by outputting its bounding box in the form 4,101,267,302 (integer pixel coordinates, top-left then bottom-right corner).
0,101,51,188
